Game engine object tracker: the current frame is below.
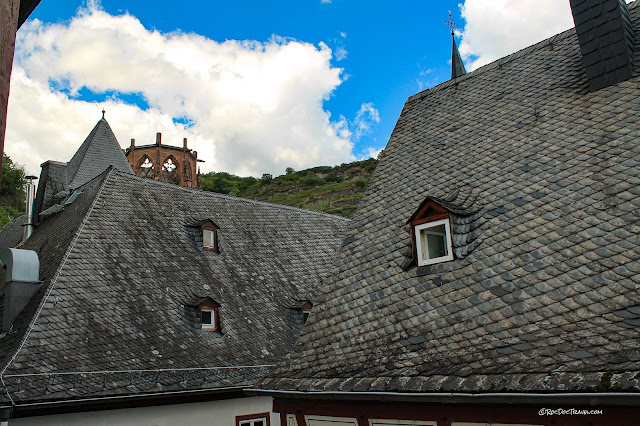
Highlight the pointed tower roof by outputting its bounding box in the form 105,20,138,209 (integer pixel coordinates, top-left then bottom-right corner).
451,32,466,79
66,117,133,188
446,12,466,79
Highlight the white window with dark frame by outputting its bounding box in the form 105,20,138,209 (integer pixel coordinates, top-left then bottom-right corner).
200,308,216,330
203,228,215,249
198,220,219,253
415,218,453,266
197,298,220,332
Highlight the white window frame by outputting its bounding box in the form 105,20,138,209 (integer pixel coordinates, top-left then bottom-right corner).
305,415,358,426
414,218,454,266
201,308,216,330
239,417,268,426
370,420,437,426
203,228,216,249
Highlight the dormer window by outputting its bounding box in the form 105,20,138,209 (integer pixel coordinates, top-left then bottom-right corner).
301,301,312,323
198,299,220,332
201,308,216,330
415,219,453,265
203,229,215,249
201,221,219,253
409,199,454,266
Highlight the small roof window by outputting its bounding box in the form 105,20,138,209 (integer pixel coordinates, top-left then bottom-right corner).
301,301,313,323
415,219,453,266
185,219,220,253
201,221,219,253
409,199,454,266
198,299,220,332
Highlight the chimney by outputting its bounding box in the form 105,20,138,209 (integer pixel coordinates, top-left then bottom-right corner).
183,137,188,149
0,249,41,332
156,132,162,145
22,175,37,243
570,0,635,92
130,138,135,147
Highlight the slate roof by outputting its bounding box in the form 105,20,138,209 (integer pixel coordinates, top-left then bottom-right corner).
0,169,348,405
66,118,133,189
31,118,133,221
260,2,640,395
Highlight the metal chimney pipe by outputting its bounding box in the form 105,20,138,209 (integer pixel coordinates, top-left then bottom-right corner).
22,175,38,243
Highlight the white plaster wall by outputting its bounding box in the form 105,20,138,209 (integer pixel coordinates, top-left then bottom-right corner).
9,395,277,426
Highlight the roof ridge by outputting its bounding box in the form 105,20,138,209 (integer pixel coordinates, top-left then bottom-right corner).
407,25,578,103
0,168,114,379
110,169,352,222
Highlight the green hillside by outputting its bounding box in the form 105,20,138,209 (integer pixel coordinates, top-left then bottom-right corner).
200,158,378,217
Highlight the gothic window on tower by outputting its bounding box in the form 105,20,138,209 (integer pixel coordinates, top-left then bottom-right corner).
138,156,154,178
162,156,179,184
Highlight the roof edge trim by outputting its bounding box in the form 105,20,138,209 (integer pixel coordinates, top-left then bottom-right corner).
246,388,640,406
2,385,248,415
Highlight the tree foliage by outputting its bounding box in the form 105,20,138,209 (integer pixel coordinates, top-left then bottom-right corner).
199,158,378,218
1,154,25,210
0,154,26,230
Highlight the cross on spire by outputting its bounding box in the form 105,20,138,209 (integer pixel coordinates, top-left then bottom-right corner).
445,11,459,35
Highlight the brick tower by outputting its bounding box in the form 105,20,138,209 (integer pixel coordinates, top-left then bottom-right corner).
124,133,202,189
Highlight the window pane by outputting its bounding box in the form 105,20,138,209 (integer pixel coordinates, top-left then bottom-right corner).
201,310,212,325
203,229,215,247
419,223,448,260
255,421,264,426
427,233,447,258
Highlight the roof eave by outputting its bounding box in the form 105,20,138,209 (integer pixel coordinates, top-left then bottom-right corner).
3,385,248,420
246,388,640,407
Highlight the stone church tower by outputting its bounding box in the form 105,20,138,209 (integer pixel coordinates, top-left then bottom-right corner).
124,133,202,189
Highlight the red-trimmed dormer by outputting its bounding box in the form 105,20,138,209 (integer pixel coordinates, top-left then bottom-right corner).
409,199,454,266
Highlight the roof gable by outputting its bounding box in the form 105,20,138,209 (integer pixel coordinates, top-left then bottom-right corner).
66,118,133,189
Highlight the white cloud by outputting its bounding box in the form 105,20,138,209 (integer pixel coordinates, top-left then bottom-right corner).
321,0,332,4
335,46,348,61
6,6,358,177
353,102,380,141
458,0,575,71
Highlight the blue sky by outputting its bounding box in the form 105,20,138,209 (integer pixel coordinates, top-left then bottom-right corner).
6,0,575,177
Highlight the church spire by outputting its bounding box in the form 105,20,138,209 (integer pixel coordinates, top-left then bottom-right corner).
446,11,466,79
